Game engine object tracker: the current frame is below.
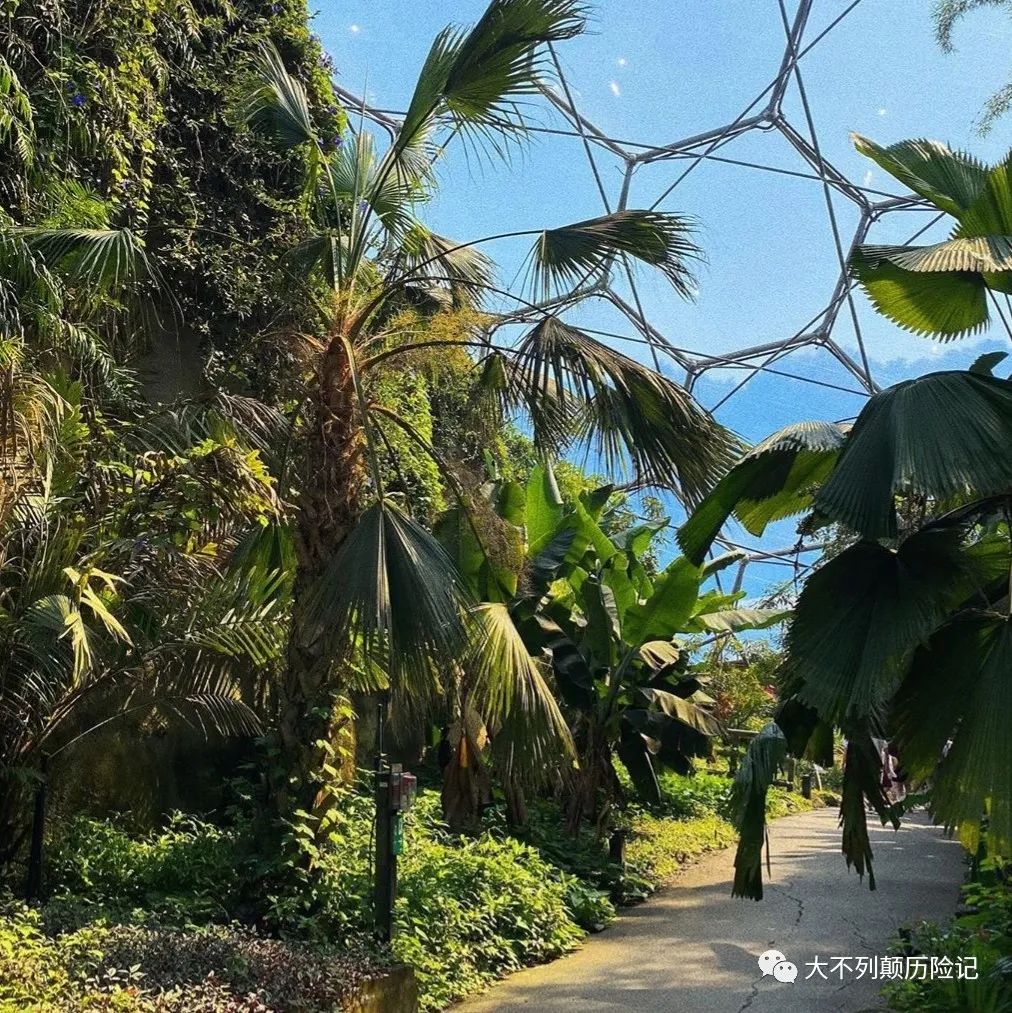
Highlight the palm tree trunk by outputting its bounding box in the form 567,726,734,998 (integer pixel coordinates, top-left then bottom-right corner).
277,337,366,816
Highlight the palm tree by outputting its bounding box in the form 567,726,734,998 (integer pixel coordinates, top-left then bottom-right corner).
679,361,1012,897
235,0,738,812
0,357,284,868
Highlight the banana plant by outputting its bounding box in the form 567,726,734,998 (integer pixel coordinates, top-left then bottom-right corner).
438,460,788,831
679,356,1012,899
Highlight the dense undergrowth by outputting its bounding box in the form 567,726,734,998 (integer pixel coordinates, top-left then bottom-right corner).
0,772,822,1011
884,856,1012,1012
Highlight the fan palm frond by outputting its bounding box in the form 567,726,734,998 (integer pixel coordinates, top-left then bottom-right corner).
784,529,970,725
815,370,1012,539
729,721,788,900
678,420,845,565
508,317,739,499
893,613,1012,854
15,227,158,294
529,210,700,299
312,499,472,690
390,0,587,177
470,602,574,783
852,133,987,216
397,224,495,307
851,134,1012,336
236,41,317,149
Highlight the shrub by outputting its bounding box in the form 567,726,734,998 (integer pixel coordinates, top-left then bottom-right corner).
393,835,584,1010
655,771,734,820
47,815,244,926
0,903,387,1013
883,860,1012,1011
276,787,588,1012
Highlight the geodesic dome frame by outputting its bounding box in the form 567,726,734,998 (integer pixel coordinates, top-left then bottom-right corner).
334,0,937,593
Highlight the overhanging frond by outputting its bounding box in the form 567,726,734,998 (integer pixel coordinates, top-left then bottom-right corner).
529,210,701,299
815,370,1012,538
312,499,472,690
508,317,739,500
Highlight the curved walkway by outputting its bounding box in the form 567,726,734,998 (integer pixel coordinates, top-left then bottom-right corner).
458,808,964,1012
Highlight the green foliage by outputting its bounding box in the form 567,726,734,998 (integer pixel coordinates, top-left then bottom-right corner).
935,1,1012,134
850,134,1012,337
393,835,584,1011
269,787,589,1011
626,813,737,882
651,770,734,821
46,814,246,926
884,859,1012,1011
0,902,386,1012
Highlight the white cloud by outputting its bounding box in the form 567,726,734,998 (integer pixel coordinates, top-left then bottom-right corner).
609,80,621,97
877,107,887,116
617,56,627,67
349,23,361,33
863,170,874,186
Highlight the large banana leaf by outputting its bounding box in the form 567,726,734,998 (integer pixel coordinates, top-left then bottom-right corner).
815,370,1012,539
623,556,701,645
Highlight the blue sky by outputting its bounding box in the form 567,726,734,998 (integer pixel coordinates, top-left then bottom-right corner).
313,1,1012,596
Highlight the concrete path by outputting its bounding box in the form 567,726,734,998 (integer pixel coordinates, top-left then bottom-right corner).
458,808,965,1013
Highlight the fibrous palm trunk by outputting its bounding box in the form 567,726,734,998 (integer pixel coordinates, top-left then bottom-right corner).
278,334,365,816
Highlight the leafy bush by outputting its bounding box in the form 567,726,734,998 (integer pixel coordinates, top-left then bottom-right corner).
654,771,734,820
884,860,1012,1011
765,786,814,820
273,788,588,1012
393,836,584,1010
0,904,386,1012
47,815,245,927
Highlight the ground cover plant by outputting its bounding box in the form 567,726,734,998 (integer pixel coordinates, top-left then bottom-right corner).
1,766,819,1011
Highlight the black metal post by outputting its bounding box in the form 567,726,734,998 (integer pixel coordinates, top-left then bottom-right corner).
25,754,50,901
373,694,396,942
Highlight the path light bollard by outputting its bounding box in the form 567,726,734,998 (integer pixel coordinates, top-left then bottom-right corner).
800,773,813,799
372,696,418,943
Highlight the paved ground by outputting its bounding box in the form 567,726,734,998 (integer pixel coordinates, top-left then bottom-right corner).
457,807,965,1013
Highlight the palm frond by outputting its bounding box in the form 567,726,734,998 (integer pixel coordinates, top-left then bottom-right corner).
391,0,588,176
508,317,739,499
397,224,495,307
470,602,574,783
678,420,845,565
729,721,788,899
14,227,160,298
236,41,317,149
529,210,700,299
311,499,472,690
852,248,989,336
784,530,970,724
851,133,987,216
815,370,1012,538
332,131,421,238
893,613,1012,854
838,722,899,889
